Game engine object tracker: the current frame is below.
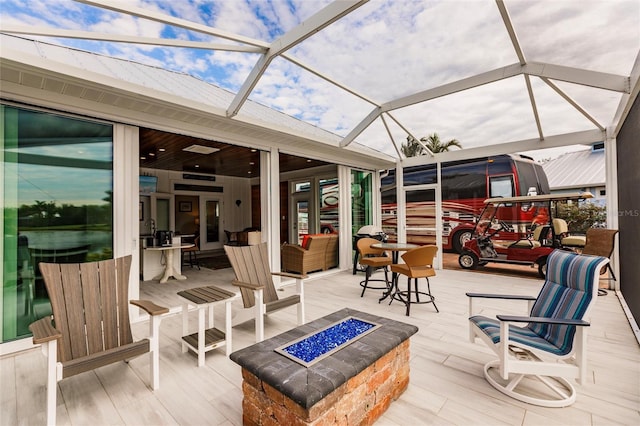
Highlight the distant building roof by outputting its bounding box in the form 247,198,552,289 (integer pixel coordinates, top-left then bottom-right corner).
542,148,605,190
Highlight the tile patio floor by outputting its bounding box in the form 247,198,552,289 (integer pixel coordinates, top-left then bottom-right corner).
2,264,638,425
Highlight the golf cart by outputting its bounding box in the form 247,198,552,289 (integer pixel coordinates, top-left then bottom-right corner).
458,192,593,277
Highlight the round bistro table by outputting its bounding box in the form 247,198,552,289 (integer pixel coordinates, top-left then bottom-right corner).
371,242,419,302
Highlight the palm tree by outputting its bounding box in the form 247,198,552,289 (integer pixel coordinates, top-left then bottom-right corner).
400,136,425,157
422,133,461,153
401,133,462,157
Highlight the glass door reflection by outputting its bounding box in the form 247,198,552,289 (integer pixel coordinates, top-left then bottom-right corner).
205,199,221,246
295,200,309,244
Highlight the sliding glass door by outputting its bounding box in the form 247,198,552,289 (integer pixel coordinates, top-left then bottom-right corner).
1,104,113,342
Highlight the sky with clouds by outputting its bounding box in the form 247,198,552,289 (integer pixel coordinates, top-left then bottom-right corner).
2,0,639,161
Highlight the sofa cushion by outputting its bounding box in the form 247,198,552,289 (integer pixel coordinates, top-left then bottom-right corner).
301,233,330,249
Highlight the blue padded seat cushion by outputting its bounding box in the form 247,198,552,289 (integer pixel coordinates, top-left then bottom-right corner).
469,315,567,355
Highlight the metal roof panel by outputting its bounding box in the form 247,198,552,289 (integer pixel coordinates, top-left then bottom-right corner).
542,149,606,189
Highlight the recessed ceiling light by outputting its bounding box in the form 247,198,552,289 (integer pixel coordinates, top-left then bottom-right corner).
306,159,312,162
140,156,146,160
183,144,220,155
249,162,255,165
251,149,257,152
149,152,155,156
159,148,166,152
248,171,252,174
195,164,200,168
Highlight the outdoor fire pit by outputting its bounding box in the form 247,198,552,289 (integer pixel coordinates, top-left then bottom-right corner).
230,308,418,425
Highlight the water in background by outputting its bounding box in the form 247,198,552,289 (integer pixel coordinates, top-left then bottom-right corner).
20,230,111,255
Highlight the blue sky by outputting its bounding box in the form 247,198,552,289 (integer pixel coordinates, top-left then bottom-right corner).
2,0,639,160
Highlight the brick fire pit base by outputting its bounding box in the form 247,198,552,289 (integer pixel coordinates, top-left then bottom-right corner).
230,308,418,426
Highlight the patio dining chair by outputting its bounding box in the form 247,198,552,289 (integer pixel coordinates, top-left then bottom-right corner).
29,255,168,425
581,228,618,279
390,245,439,316
224,243,306,342
467,249,608,407
356,237,392,297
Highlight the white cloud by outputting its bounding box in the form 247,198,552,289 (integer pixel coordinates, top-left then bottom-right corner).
508,0,640,74
2,0,638,160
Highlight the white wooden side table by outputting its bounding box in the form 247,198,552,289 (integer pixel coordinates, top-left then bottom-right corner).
178,285,238,366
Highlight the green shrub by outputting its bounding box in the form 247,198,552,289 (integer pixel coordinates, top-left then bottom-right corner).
555,202,606,233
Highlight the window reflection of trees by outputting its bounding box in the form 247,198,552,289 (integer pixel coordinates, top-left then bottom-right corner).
2,105,114,341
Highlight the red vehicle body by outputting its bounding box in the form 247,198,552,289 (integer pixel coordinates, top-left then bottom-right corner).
458,192,593,277
381,154,551,252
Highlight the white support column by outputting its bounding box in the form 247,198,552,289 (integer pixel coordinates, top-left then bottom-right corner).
605,133,620,291
260,150,271,248
396,162,406,243
113,124,139,259
338,165,353,270
261,149,280,272
113,124,142,318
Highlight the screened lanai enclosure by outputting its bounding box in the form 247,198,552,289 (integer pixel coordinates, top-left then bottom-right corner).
1,0,639,348
2,0,637,157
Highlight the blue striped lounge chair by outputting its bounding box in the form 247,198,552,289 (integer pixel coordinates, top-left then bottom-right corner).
466,249,609,407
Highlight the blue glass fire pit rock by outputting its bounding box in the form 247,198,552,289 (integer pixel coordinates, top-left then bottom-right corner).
275,317,379,366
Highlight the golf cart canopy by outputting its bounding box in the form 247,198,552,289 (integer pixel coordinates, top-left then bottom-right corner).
483,192,594,205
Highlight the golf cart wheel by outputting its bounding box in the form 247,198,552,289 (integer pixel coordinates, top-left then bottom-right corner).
459,251,479,270
537,258,548,278
453,229,473,254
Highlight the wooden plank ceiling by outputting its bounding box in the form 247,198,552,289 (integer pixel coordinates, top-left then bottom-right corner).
139,128,329,177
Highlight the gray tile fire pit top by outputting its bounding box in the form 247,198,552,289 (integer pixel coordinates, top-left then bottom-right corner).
229,308,419,409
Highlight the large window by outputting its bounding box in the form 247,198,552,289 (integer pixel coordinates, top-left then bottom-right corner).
2,105,113,342
489,175,515,198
